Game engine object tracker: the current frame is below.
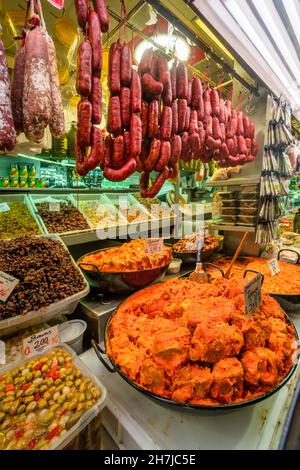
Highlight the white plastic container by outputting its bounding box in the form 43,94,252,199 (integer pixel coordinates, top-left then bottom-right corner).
0,343,107,450
167,258,182,274
59,319,87,354
0,234,89,337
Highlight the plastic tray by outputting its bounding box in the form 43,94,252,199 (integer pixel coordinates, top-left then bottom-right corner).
217,191,239,200
0,193,45,238
239,200,258,209
0,343,107,450
236,215,257,225
103,192,154,223
0,234,90,337
29,194,93,236
220,215,237,224
71,193,127,229
220,199,238,208
221,208,238,216
238,192,259,201
239,207,258,216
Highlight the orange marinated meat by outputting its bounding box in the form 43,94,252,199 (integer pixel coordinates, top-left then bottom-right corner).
211,257,300,295
81,238,172,272
107,277,296,406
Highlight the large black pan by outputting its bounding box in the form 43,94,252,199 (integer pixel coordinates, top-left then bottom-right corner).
92,297,299,414
77,248,172,294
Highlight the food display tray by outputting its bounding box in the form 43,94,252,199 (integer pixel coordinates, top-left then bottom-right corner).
0,234,89,337
103,192,154,223
70,193,128,229
0,343,107,450
0,193,45,238
28,194,93,236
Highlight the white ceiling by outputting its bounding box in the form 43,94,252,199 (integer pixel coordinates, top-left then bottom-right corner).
193,0,300,121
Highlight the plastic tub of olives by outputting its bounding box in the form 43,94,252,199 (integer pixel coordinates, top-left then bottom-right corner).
0,343,107,450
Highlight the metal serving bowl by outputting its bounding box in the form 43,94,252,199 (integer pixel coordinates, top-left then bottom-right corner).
92,295,299,414
77,248,172,294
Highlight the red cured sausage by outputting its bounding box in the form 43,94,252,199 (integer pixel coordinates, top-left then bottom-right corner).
144,138,161,172
148,100,159,139
156,51,170,84
162,78,172,107
191,77,202,109
238,135,248,154
177,62,188,100
155,140,171,171
75,0,89,31
227,111,238,138
112,135,125,168
161,106,172,140
170,62,177,101
187,80,192,106
203,88,212,117
219,99,226,124
141,166,169,198
226,138,234,155
237,112,244,136
138,48,154,75
189,109,198,134
198,95,204,121
220,142,229,159
190,132,200,157
220,122,226,142
76,40,92,97
249,120,255,139
76,142,89,176
109,42,121,95
102,134,113,170
226,99,232,116
205,115,213,137
246,155,255,163
251,138,258,156
245,137,252,154
178,99,187,133
181,132,189,162
172,101,178,135
77,99,92,147
88,10,102,74
91,76,102,125
130,114,142,157
120,87,131,130
170,134,182,165
104,157,137,182
123,131,131,161
243,115,251,138
46,33,65,139
184,106,191,132
199,128,206,147
108,96,122,136
131,69,141,113
82,126,103,172
141,73,163,100
141,100,149,140
93,0,109,33
232,135,238,156
120,43,132,87
211,88,220,116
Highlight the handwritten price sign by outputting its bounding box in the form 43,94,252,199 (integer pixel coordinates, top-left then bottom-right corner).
146,238,163,254
268,258,280,276
0,271,19,303
49,202,60,212
22,326,59,358
244,273,262,316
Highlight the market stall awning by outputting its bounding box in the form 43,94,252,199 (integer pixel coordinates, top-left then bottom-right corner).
192,0,300,120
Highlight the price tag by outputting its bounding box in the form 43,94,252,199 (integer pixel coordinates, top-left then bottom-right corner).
0,271,19,303
268,258,280,276
244,273,262,316
146,238,163,254
0,340,5,365
0,203,10,212
49,202,60,212
22,325,59,358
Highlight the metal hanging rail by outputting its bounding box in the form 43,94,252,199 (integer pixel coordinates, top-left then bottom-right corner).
146,0,259,96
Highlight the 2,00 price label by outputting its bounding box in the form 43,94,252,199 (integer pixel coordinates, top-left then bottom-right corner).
22,326,59,358
268,258,280,276
146,238,163,254
244,273,262,316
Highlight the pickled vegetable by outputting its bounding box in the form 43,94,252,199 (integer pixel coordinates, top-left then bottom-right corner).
0,202,40,239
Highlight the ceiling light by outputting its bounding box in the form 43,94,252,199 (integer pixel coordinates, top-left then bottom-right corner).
134,35,191,64
252,0,300,84
282,0,300,47
194,18,234,61
224,0,300,105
